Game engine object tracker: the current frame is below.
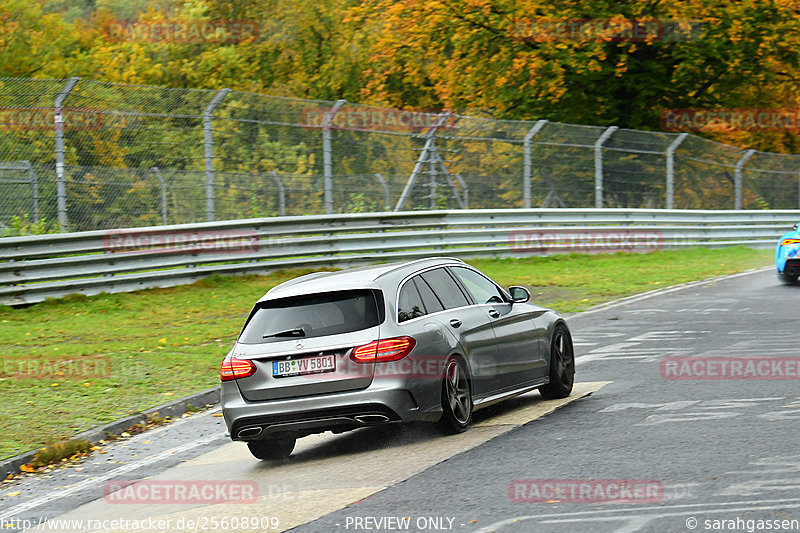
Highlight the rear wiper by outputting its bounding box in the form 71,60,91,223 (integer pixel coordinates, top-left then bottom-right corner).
263,328,306,339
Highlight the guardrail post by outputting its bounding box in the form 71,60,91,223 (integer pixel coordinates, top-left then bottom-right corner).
665,133,688,209
54,77,80,232
734,149,756,210
270,171,286,216
594,126,617,208
374,173,390,211
203,88,231,222
150,167,168,225
323,99,347,214
523,120,548,209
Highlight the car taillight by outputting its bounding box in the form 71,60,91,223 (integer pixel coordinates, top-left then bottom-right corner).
351,336,416,363
782,238,800,246
220,355,256,381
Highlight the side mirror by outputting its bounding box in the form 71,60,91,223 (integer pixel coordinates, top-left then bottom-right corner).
508,286,530,304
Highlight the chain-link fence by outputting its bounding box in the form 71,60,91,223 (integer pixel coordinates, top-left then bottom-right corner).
1,76,800,233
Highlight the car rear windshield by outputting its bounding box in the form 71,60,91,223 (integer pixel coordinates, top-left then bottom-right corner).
239,289,381,344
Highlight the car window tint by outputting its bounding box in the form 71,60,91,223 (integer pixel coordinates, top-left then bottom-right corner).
397,280,427,323
239,290,379,343
419,268,470,309
413,276,444,313
450,266,506,305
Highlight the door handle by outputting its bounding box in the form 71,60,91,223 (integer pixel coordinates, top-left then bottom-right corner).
449,319,462,328
488,309,500,318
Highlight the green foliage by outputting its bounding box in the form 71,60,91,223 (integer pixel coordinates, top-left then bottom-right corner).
2,214,54,237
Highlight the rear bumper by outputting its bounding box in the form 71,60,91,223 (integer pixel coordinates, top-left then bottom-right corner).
221,380,441,441
783,259,800,276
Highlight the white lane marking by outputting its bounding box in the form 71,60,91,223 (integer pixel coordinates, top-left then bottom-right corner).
569,266,773,319
475,496,800,533
628,331,710,341
107,406,222,447
2,432,224,518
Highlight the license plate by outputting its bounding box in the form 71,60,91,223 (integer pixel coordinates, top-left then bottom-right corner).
272,355,336,378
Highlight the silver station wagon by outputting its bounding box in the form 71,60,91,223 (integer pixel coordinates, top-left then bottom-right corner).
220,257,575,461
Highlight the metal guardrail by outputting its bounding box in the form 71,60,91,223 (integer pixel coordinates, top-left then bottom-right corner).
1,209,796,306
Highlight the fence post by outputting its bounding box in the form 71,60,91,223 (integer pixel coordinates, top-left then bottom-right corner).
455,173,469,208
734,149,756,210
203,88,231,222
665,133,688,209
395,111,454,211
523,119,548,209
323,99,347,214
150,167,168,225
54,77,80,232
594,126,618,208
269,171,286,216
374,173,390,211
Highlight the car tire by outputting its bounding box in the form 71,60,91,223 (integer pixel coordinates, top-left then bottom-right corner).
440,356,473,433
246,435,296,461
779,272,799,285
539,323,575,400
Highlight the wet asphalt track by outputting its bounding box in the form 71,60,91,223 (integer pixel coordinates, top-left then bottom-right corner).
3,266,800,533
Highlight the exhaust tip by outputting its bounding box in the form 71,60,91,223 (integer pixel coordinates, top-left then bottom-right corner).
237,427,263,438
354,414,390,425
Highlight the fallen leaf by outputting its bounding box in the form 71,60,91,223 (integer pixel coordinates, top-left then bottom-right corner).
5,491,20,497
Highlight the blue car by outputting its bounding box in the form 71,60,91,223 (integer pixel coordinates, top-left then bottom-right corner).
776,222,800,284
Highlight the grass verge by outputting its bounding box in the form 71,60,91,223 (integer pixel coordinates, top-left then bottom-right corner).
0,246,771,460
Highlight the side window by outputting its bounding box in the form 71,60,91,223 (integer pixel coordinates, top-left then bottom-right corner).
450,266,506,305
419,268,470,310
413,276,444,314
397,280,426,323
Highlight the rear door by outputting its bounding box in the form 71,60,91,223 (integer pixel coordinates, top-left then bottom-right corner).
415,268,501,397
231,289,381,401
